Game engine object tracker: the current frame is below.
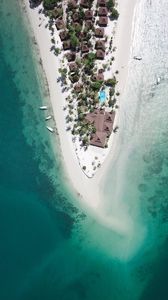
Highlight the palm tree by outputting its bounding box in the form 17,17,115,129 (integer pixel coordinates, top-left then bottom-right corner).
113,126,119,133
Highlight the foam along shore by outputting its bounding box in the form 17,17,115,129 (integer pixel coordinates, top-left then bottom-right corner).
22,0,137,222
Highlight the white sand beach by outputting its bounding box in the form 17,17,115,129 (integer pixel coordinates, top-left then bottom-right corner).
22,0,138,223
96,0,138,183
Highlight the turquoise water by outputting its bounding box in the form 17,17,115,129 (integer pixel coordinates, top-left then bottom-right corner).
1,0,168,299
99,90,106,103
0,1,78,299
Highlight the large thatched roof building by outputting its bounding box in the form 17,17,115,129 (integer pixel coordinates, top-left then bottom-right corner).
85,109,115,147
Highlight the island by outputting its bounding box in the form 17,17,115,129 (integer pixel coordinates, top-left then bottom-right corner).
27,0,120,177
22,0,137,207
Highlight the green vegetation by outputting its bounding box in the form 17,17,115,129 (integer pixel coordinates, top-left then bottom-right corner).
108,98,116,108
91,81,103,91
74,23,82,35
110,8,119,20
54,47,60,56
105,77,117,87
30,0,42,7
79,7,85,20
43,0,58,10
82,136,89,146
84,53,96,73
35,0,119,147
78,112,84,121
107,0,114,11
113,125,119,133
106,1,119,20
49,7,63,19
109,87,115,97
70,33,79,49
70,74,80,83
58,68,67,83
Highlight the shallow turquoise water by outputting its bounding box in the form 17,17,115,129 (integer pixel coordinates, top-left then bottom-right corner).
1,0,168,299
0,1,77,299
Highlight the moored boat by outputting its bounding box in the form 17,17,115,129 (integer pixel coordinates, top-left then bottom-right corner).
45,115,52,120
46,126,54,133
39,106,47,110
133,56,142,60
156,77,161,85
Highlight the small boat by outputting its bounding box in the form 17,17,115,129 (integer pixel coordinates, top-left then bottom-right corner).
45,115,52,121
156,77,161,85
133,56,142,61
46,126,54,133
39,106,47,110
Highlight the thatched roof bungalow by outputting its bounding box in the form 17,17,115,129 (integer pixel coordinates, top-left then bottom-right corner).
85,109,115,147
66,52,76,61
97,72,104,81
69,62,78,72
81,43,90,53
59,30,69,41
80,0,89,8
98,7,108,16
74,83,83,92
92,72,104,81
85,20,94,29
68,0,78,8
97,0,107,7
96,49,105,59
63,40,71,50
72,12,80,22
85,10,93,20
95,40,106,51
95,27,104,38
98,16,108,26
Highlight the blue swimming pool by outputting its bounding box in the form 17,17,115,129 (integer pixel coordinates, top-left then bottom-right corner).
99,90,106,103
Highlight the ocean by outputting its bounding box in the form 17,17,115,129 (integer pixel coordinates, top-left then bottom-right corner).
0,0,168,299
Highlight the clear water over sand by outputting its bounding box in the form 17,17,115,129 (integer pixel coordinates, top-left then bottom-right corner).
1,0,168,299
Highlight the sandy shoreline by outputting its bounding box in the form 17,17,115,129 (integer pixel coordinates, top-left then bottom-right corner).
95,0,138,185
21,0,137,218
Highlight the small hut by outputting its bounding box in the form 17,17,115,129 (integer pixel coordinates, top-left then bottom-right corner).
98,16,108,26
96,49,105,59
63,40,71,50
55,19,65,30
98,7,108,16
95,27,104,38
95,40,106,51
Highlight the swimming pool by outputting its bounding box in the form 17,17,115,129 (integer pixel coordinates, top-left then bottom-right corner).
99,90,106,103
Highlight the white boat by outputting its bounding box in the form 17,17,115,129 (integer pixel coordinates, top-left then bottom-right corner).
45,115,52,121
46,126,54,133
133,56,142,61
39,106,47,110
156,77,161,85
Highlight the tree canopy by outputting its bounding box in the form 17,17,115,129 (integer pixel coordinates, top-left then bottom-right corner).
70,33,79,49
110,8,119,20
107,0,114,11
91,81,102,91
43,0,58,10
30,0,42,8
